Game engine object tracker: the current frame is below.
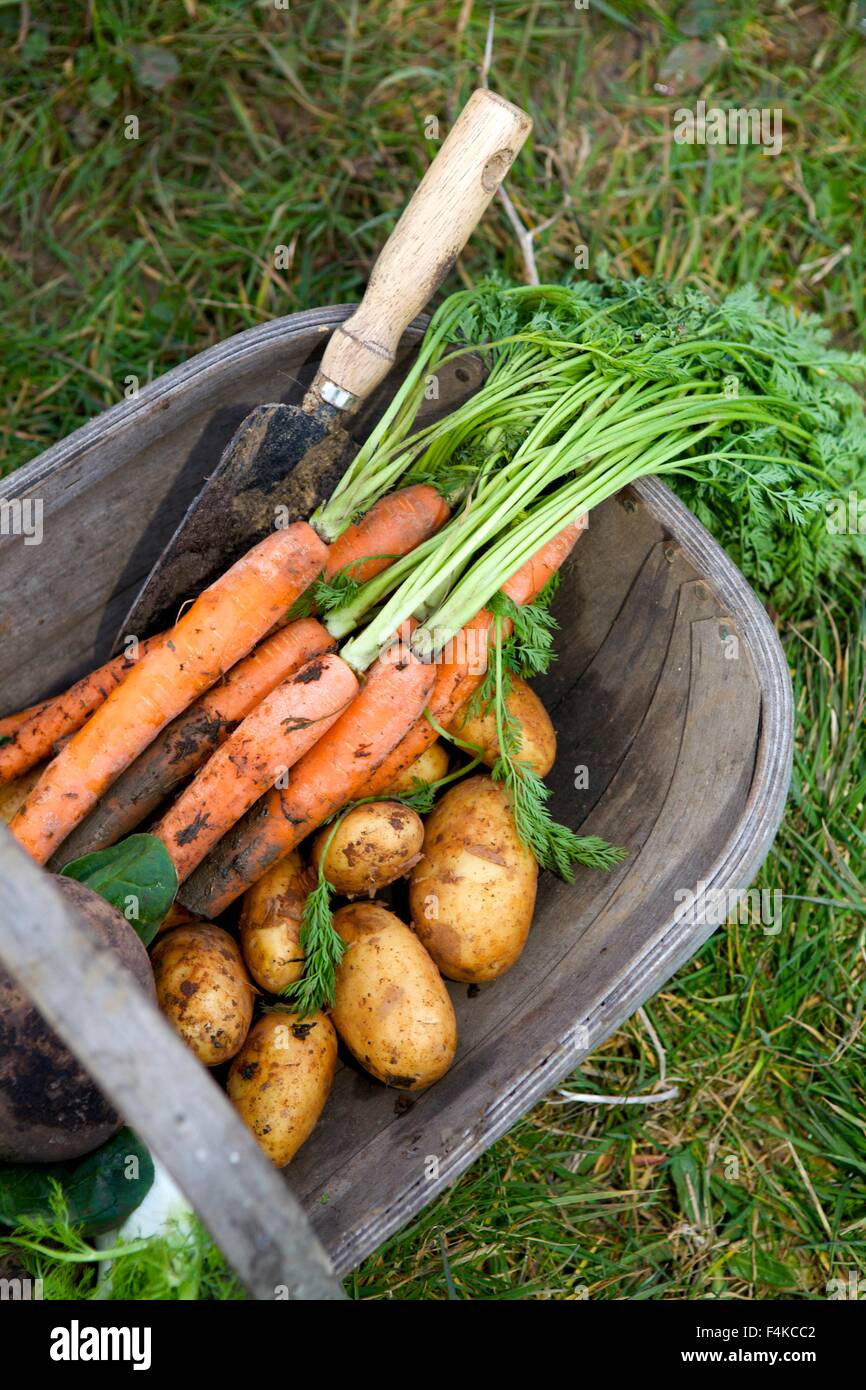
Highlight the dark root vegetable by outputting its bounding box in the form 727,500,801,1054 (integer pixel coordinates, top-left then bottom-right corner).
0,877,155,1162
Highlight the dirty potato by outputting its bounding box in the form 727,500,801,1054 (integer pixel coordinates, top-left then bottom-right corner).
380,740,449,796
239,850,313,992
331,902,457,1090
151,924,253,1066
449,674,556,777
311,801,424,897
227,1011,336,1166
0,765,44,824
409,775,537,982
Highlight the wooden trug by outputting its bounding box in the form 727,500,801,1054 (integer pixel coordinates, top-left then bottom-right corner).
0,309,792,1292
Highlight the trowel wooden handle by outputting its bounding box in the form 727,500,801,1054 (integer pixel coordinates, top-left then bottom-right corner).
313,88,532,407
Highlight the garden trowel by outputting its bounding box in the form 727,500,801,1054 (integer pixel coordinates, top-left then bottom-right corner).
116,88,532,644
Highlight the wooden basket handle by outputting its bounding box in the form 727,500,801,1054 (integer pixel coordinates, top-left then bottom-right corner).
311,88,532,406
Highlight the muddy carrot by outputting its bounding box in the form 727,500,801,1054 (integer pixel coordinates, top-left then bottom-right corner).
177,631,435,919
10,523,328,864
152,652,359,882
50,618,336,867
362,519,584,795
0,639,164,784
0,701,51,743
360,610,503,797
323,484,450,586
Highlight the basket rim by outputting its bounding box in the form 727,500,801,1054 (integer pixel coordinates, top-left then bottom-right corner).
1,307,383,499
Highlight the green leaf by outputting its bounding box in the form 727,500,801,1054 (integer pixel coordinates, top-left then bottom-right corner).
657,39,722,94
60,834,177,946
129,44,180,93
0,1129,154,1236
281,869,345,1017
669,1144,708,1230
20,30,49,66
676,0,724,39
727,1248,801,1291
285,582,317,621
486,614,626,880
88,76,116,110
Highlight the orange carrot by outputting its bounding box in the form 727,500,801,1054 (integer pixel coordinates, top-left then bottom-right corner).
360,610,502,797
10,523,328,864
323,485,450,585
49,618,336,867
153,652,359,882
179,522,582,918
0,701,51,742
500,515,585,605
361,518,584,795
0,639,163,784
177,629,435,919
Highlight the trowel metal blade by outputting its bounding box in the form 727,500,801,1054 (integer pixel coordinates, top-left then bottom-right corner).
115,401,354,644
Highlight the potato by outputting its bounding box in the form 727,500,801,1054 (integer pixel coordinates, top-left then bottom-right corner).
450,674,556,777
380,740,450,797
331,902,457,1089
227,1011,336,1166
239,850,313,992
151,924,253,1066
0,877,155,1162
0,765,45,824
409,775,537,982
311,801,424,897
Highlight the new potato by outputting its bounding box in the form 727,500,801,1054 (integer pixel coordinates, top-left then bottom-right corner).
409,775,537,982
449,674,556,776
227,1011,336,1166
0,765,44,824
311,801,424,897
239,849,312,992
332,902,457,1089
380,740,449,796
151,924,253,1066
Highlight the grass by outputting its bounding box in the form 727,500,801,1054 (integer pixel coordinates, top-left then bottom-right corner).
350,606,866,1300
1,0,864,1299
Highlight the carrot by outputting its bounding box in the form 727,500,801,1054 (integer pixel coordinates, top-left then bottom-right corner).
10,523,328,864
360,518,585,796
152,652,359,882
500,515,585,605
157,904,202,933
360,610,503,797
0,701,51,742
0,639,164,784
323,485,450,585
50,618,336,867
177,629,435,919
178,521,582,918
